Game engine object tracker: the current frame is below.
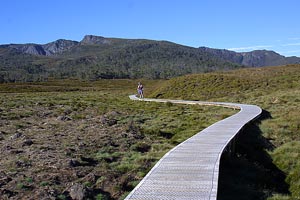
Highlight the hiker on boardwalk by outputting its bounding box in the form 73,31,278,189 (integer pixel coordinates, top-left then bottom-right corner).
137,82,144,98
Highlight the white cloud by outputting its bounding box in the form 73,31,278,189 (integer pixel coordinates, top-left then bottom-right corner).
228,45,273,52
282,42,300,46
284,50,300,53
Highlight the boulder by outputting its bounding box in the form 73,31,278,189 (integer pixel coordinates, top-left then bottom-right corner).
69,183,87,200
57,115,72,121
69,159,80,167
23,139,33,146
10,132,22,140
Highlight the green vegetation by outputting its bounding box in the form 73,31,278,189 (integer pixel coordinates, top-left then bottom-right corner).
0,79,236,199
2,64,299,199
150,64,300,200
0,38,241,82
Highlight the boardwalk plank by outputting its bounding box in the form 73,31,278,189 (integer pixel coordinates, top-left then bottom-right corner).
126,95,262,200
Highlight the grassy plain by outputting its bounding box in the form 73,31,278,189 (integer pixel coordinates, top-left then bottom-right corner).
0,79,236,199
151,64,300,200
1,64,299,199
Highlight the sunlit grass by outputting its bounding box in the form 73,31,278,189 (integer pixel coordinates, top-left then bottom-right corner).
149,64,300,199
0,79,236,199
2,64,299,199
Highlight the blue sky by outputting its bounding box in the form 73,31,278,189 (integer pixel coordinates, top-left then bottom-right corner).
1,0,300,56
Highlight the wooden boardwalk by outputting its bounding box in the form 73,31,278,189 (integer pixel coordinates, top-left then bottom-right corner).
126,95,262,200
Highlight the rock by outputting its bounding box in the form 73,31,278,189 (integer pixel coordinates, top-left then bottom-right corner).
100,115,117,126
10,149,24,154
42,39,79,55
107,119,117,126
107,111,120,116
69,183,87,200
100,115,107,124
2,144,12,152
15,160,30,167
37,111,53,118
99,111,121,126
0,133,4,141
57,115,72,121
80,35,111,45
0,189,17,198
69,159,80,167
64,109,72,115
10,44,47,56
65,148,75,156
31,186,57,200
80,156,97,166
0,174,12,187
10,132,22,140
82,173,96,184
0,131,7,141
9,39,78,56
23,139,33,146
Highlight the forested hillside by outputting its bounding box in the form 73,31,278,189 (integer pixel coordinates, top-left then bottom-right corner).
0,36,240,82
2,35,300,83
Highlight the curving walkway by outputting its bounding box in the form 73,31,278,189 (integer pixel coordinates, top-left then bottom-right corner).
126,95,262,200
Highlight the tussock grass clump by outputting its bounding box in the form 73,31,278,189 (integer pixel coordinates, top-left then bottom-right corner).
271,141,300,198
0,79,236,199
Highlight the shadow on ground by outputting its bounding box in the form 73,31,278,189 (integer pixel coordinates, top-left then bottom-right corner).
217,110,289,200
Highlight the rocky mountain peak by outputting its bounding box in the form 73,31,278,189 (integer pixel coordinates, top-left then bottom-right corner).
8,44,47,56
4,39,79,56
80,35,112,45
240,50,285,67
43,39,79,55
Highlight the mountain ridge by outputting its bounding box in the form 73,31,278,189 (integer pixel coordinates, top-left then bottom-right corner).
2,35,300,66
6,39,79,56
198,47,300,67
1,35,300,82
2,35,299,61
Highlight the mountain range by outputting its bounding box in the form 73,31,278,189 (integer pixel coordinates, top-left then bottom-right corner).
1,35,299,82
199,47,300,67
